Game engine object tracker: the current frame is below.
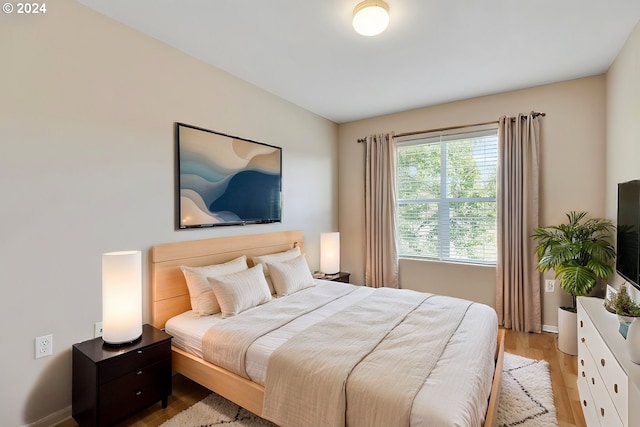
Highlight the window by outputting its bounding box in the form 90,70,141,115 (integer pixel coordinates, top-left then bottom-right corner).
396,125,498,264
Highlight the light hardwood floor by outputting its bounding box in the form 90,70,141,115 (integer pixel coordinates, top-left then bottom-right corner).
504,330,586,427
58,329,586,427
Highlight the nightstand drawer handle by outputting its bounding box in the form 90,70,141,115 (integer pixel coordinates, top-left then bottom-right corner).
591,377,595,385
580,320,584,327
580,359,585,366
614,384,619,393
583,400,587,407
136,391,142,396
136,370,143,375
581,371,585,378
600,408,605,417
137,350,143,354
601,358,605,367
581,337,585,343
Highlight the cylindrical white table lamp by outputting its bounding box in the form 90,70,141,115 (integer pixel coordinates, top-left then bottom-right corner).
102,250,142,345
321,232,340,275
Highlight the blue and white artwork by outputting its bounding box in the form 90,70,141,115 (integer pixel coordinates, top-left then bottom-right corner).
177,123,282,228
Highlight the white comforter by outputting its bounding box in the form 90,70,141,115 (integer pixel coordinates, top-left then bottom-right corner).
165,281,498,427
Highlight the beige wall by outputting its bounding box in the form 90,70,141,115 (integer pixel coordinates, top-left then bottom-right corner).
606,21,640,297
338,76,607,330
606,21,640,219
399,260,496,308
0,1,337,425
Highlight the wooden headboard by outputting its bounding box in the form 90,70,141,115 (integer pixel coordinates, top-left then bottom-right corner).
150,230,304,329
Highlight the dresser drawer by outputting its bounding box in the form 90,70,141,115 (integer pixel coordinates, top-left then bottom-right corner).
578,375,600,427
578,312,628,424
582,353,624,427
99,340,170,384
578,344,598,393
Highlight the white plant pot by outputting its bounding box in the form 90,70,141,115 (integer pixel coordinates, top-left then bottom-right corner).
558,307,578,355
618,314,636,324
627,318,640,364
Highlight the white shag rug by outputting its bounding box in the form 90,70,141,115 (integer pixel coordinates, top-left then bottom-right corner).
497,353,558,427
159,393,276,427
161,353,558,427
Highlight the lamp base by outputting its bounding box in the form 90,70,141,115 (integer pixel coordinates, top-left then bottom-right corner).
102,334,143,347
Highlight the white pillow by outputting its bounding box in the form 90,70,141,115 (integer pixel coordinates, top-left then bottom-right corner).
180,255,248,315
207,264,272,318
251,247,301,293
267,254,315,296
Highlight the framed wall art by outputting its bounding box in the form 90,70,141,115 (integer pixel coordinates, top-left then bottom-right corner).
175,123,282,229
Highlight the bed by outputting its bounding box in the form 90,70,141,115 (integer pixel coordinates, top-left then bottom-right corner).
150,230,504,427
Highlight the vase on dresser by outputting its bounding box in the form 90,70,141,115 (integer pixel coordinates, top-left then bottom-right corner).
618,314,635,338
627,318,640,364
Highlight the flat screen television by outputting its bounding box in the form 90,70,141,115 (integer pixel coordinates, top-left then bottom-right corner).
175,123,282,229
616,179,640,290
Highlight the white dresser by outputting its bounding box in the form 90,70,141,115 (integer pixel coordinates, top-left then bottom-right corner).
577,297,640,426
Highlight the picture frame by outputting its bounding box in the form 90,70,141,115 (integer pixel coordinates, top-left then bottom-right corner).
175,123,282,229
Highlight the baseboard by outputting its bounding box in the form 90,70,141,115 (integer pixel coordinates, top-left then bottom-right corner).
542,324,558,333
26,406,71,427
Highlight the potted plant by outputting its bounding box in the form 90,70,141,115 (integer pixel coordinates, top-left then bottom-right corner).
532,211,616,355
606,283,640,363
606,284,640,322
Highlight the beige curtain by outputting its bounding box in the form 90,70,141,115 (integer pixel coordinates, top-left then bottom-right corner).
496,113,542,332
364,133,399,288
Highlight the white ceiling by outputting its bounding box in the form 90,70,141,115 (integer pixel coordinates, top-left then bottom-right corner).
77,0,640,124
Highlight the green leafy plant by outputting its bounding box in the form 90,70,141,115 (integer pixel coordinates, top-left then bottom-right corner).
532,211,616,311
605,284,640,317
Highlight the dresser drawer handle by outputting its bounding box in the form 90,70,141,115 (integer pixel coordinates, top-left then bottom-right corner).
136,370,143,375
583,400,587,407
137,350,143,354
600,408,605,417
591,377,595,385
581,371,585,378
601,358,606,367
614,384,619,393
581,337,586,343
580,320,584,327
580,359,585,366
136,391,142,396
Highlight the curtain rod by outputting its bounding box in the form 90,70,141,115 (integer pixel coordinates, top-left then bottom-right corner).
357,111,545,142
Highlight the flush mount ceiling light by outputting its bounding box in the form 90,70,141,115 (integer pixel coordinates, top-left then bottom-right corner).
352,0,390,36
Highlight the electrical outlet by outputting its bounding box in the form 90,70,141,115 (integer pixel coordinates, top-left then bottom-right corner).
35,334,53,359
545,280,555,293
94,322,103,338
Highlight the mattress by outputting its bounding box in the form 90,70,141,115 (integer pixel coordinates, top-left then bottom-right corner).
165,281,498,426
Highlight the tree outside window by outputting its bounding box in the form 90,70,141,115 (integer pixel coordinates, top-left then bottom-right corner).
396,127,497,264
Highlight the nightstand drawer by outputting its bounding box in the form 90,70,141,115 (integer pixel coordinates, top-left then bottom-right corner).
99,382,168,427
100,358,171,404
322,272,350,283
99,340,170,384
333,274,350,283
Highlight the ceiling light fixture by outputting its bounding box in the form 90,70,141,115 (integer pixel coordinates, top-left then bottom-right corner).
352,0,390,36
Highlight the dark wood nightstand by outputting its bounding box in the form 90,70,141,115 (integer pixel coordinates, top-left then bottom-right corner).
323,272,350,283
72,324,172,427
